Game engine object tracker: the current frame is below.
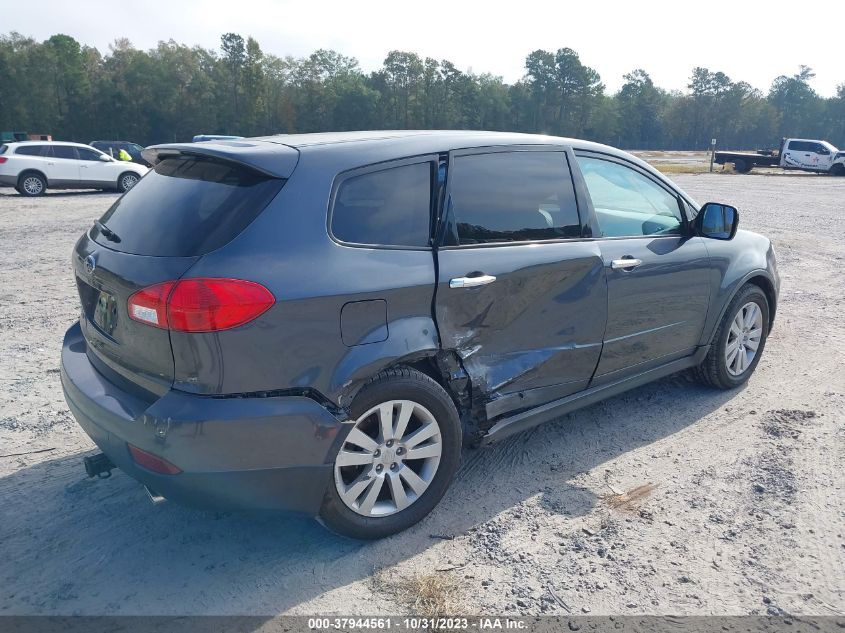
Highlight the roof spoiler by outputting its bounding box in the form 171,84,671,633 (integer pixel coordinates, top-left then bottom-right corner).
141,139,299,178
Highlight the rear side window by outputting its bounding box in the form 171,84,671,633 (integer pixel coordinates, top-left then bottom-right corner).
94,156,285,256
50,146,76,159
447,151,581,245
0,145,7,155
15,145,45,156
331,162,433,247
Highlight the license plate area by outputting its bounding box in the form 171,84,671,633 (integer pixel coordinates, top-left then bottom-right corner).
93,289,119,335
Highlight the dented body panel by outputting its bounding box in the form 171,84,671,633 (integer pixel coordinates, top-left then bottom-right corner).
435,241,607,423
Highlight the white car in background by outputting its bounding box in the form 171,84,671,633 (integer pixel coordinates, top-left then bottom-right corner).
0,141,148,196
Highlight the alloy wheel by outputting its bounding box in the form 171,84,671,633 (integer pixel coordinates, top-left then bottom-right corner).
334,399,443,517
22,176,43,195
725,301,763,376
121,174,139,191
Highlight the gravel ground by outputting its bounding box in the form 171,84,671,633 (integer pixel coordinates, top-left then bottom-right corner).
0,174,843,616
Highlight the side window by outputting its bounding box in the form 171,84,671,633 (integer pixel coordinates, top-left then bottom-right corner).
15,144,45,157
331,161,432,247
77,147,103,161
51,145,77,160
448,151,581,245
576,156,682,238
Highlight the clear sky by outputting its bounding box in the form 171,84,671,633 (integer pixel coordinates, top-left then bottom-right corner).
7,0,845,96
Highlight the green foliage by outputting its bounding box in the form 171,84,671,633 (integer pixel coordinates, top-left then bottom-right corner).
0,32,841,150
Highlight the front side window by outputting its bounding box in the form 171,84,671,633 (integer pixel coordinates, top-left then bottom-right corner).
447,151,581,245
576,156,682,238
331,162,432,247
77,147,103,161
15,144,45,157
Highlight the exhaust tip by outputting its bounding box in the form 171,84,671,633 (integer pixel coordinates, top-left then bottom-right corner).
144,485,166,505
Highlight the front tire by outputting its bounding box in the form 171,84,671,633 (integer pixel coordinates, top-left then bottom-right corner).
117,171,140,193
830,163,845,176
320,367,461,539
696,284,769,389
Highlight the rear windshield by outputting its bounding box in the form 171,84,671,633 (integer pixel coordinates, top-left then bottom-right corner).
93,155,285,256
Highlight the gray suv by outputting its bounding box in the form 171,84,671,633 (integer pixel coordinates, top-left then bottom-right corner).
61,131,779,538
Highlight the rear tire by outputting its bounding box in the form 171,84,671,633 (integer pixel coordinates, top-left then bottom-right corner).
733,159,752,174
17,172,47,196
695,284,769,389
319,367,461,539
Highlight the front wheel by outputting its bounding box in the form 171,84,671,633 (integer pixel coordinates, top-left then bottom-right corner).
320,367,461,539
117,172,140,193
830,163,845,176
695,284,769,389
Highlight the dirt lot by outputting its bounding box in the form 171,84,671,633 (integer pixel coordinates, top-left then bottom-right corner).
0,173,843,617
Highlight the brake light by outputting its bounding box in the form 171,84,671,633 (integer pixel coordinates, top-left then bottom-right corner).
0,157,8,163
128,444,182,475
128,278,274,332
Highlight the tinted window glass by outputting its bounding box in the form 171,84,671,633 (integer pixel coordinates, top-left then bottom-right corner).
15,144,45,156
0,145,7,155
51,145,77,160
788,141,812,152
94,156,285,256
77,147,103,161
448,151,580,244
577,156,682,237
332,162,432,247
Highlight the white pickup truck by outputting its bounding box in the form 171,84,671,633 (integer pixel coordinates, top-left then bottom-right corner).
715,138,845,175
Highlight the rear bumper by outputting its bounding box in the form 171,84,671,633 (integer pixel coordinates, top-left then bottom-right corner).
0,174,17,187
61,321,349,514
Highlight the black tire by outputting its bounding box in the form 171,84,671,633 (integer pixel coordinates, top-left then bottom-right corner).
830,163,845,176
117,171,140,193
733,159,752,174
695,284,769,390
319,367,462,539
17,171,47,196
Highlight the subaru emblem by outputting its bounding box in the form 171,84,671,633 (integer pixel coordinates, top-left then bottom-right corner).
84,254,97,275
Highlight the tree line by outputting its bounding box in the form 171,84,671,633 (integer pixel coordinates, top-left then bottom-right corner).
1,31,843,150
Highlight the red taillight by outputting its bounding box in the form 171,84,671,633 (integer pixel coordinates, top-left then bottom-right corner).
128,281,175,329
128,278,274,332
128,444,182,475
0,157,8,163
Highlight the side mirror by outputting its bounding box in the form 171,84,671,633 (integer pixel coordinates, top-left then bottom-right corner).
697,202,738,240
98,154,111,162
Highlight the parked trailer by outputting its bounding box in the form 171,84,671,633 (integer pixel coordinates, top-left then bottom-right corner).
715,138,845,175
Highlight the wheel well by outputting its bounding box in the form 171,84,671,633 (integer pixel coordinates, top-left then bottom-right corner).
18,169,47,185
387,353,480,439
746,275,777,328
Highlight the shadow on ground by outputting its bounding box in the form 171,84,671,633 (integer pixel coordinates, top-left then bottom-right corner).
0,374,739,616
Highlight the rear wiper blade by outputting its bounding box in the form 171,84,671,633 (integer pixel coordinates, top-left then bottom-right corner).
95,221,121,243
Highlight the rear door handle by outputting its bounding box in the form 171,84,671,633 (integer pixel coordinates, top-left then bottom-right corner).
450,274,496,288
610,258,642,270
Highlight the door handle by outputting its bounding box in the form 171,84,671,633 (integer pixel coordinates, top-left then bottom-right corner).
610,258,642,270
449,274,496,288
